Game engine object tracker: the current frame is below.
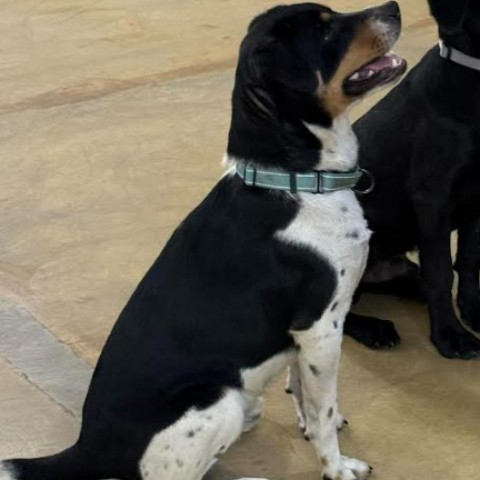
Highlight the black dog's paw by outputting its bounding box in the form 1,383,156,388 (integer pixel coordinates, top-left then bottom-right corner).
344,314,401,350
458,293,480,333
431,324,480,360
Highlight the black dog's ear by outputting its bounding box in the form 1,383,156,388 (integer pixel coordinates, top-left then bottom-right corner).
428,0,469,33
241,46,278,123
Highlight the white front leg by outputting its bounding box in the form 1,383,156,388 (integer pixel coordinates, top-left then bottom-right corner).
292,321,371,480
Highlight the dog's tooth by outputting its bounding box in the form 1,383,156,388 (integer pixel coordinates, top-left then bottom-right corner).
350,72,361,81
366,69,375,78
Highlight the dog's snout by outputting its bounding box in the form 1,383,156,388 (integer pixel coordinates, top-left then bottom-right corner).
374,1,401,22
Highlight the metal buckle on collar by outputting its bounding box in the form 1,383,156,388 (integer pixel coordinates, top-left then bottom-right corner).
316,171,324,194
353,169,375,196
243,164,258,187
442,42,453,61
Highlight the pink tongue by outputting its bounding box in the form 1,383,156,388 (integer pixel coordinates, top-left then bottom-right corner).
367,53,401,73
349,53,402,82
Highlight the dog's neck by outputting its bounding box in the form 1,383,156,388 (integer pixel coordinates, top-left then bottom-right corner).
303,115,359,172
227,91,358,173
439,31,480,59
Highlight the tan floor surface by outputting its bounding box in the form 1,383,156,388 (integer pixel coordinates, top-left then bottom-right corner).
0,0,479,478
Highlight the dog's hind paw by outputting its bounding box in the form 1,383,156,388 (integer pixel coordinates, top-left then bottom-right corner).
242,397,264,432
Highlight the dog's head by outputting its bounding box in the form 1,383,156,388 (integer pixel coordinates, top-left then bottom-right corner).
428,0,480,40
228,2,406,170
237,2,405,120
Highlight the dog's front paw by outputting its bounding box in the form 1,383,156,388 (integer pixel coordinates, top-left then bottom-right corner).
323,457,372,480
431,323,480,360
345,314,401,350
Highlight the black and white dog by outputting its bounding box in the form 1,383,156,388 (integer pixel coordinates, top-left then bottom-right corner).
0,3,405,480
344,0,480,360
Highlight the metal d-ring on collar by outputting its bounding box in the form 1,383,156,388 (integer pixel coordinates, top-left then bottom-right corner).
353,168,375,196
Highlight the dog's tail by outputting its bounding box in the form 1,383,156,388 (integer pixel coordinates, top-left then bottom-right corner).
0,444,105,480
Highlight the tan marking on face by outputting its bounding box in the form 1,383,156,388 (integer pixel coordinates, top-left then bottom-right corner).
319,21,391,117
321,457,329,467
320,12,332,22
315,71,325,97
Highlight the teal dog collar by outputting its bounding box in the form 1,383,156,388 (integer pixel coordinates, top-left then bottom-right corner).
236,163,373,195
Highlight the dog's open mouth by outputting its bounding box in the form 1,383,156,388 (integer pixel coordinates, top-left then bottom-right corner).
344,53,407,96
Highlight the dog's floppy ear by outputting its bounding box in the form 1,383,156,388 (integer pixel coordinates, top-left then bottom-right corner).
241,45,278,123
428,0,470,33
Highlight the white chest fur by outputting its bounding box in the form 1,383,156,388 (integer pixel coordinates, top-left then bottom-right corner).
278,191,371,313
305,114,359,172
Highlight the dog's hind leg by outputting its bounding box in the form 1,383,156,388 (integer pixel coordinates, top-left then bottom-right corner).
286,361,306,434
456,219,480,332
139,388,261,480
361,255,422,300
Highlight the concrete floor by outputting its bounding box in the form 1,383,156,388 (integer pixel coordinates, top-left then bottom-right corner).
0,0,479,478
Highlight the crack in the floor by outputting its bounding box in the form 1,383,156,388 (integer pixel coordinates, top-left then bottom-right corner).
0,57,237,116
0,299,93,419
1,354,78,420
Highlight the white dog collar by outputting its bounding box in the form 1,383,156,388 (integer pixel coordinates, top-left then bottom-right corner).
439,40,480,72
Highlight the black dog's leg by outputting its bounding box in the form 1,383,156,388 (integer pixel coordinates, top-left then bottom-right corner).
343,257,403,350
456,219,480,332
414,202,480,359
361,255,423,301
344,312,401,349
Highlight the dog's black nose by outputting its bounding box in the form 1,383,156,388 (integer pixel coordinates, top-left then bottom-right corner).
379,1,401,20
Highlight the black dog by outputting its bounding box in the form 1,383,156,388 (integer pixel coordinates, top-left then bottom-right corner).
344,0,480,359
0,3,405,480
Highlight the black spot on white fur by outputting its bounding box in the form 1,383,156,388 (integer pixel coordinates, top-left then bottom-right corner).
309,365,320,376
346,231,360,239
340,269,346,276
333,320,339,329
331,302,338,312
327,407,334,418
